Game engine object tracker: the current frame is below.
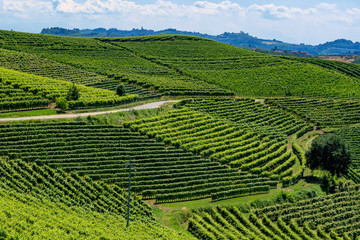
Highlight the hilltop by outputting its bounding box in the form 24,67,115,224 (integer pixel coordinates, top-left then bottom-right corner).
41,27,360,55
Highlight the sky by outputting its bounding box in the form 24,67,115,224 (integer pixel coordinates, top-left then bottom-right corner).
1,0,360,45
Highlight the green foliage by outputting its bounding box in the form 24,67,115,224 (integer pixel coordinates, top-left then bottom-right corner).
0,122,270,203
190,189,360,240
129,107,303,185
0,189,192,240
0,67,138,110
336,126,360,183
0,229,7,240
292,56,360,79
0,30,232,96
66,83,80,101
111,35,360,99
306,134,351,176
56,97,68,111
0,157,151,219
266,97,360,127
183,98,311,138
0,48,160,100
0,69,49,111
1,30,360,98
134,99,309,184
116,83,126,96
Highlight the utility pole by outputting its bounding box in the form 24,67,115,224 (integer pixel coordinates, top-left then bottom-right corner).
126,157,136,228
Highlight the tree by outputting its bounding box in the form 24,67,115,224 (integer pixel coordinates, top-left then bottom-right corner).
305,134,351,176
116,84,126,96
56,97,69,111
66,83,80,101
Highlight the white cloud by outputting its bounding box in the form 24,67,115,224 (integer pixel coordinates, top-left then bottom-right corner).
51,0,244,16
0,0,358,24
247,4,317,20
1,0,360,44
1,0,52,13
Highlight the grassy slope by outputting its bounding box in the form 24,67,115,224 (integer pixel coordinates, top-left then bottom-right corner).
0,48,162,100
111,35,360,99
2,30,360,99
0,30,231,96
153,180,324,236
0,67,137,109
0,109,57,118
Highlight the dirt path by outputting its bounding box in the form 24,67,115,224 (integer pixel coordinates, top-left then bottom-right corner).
0,101,178,122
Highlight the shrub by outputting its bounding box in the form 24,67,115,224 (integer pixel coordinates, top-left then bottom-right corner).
116,84,126,96
66,83,80,101
56,97,69,111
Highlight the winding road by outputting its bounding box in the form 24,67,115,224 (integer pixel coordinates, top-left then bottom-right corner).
0,101,179,122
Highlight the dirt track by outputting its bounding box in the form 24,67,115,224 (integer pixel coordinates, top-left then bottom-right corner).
0,101,178,122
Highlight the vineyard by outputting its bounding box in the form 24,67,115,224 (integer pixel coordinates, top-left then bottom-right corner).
266,98,360,126
129,107,304,186
181,98,312,137
336,126,360,183
1,30,360,239
0,80,49,111
0,122,276,203
108,35,360,99
0,30,232,97
189,188,360,240
292,56,360,79
0,67,137,110
0,157,151,219
0,188,191,240
0,48,160,100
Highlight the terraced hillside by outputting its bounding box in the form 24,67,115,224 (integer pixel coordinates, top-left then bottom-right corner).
0,122,274,203
2,30,360,239
129,107,304,185
336,127,360,183
0,30,232,96
0,81,49,111
189,188,360,240
292,56,360,79
0,157,151,219
181,98,312,137
0,67,137,110
109,35,360,99
266,98,360,127
0,48,161,100
0,189,191,240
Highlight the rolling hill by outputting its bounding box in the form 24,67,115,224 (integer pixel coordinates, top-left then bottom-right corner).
107,35,360,99
41,27,360,55
1,30,360,239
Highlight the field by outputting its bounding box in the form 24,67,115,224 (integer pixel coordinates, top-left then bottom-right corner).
266,98,360,127
0,31,232,97
189,188,360,239
0,48,161,100
1,30,360,239
109,36,360,98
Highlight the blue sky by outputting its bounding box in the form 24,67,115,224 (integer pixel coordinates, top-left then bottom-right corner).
1,0,360,44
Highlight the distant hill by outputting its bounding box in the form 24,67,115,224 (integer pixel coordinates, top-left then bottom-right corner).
41,27,360,55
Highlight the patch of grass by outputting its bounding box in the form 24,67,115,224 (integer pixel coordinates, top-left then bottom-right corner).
158,189,282,211
296,130,321,150
150,182,324,234
0,109,57,118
